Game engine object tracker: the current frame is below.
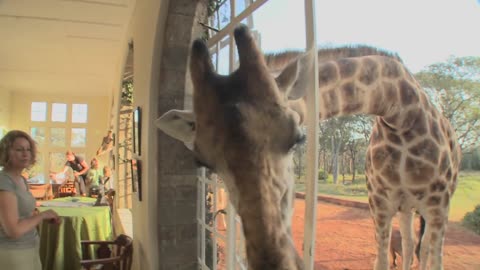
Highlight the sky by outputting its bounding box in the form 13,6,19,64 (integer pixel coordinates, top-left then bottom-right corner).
251,0,480,73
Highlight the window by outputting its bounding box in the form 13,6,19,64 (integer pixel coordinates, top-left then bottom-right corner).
50,128,66,147
49,152,66,172
71,128,86,147
51,103,67,122
72,104,88,123
31,102,47,122
30,127,46,144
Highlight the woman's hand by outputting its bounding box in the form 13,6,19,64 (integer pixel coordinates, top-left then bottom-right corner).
40,209,61,225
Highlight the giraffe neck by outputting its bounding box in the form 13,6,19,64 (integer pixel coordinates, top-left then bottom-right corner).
316,55,433,131
231,158,303,270
265,45,402,75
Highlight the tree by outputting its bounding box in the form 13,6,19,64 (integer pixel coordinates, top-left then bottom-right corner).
415,56,480,151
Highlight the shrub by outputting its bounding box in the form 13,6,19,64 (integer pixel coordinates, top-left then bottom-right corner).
318,170,328,181
462,204,480,235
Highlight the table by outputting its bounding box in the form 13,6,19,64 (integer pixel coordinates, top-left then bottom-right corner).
38,197,113,270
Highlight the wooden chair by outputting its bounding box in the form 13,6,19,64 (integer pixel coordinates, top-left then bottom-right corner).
80,234,133,270
57,182,77,197
28,183,52,200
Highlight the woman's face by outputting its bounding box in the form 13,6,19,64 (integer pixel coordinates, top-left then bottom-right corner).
66,153,75,161
8,137,32,170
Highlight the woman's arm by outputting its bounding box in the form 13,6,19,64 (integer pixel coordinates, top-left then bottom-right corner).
0,191,59,239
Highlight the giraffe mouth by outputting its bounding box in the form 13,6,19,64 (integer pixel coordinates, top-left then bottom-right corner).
194,156,213,170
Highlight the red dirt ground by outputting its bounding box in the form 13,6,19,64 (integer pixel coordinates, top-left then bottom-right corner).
291,198,480,270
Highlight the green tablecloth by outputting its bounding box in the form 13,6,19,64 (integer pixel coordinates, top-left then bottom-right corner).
38,197,113,270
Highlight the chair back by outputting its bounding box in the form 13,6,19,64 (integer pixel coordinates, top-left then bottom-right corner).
80,234,133,270
58,182,77,197
112,234,133,270
29,183,51,200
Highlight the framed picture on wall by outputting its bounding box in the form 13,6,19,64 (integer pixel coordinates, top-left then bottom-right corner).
132,107,141,156
130,158,142,201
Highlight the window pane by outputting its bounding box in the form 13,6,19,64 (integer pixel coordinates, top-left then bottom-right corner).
71,128,86,147
50,128,66,147
30,127,46,144
72,104,88,123
25,152,45,183
51,103,67,122
31,102,47,122
49,152,66,172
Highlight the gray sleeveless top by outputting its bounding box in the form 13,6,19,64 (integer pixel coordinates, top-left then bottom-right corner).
0,171,39,249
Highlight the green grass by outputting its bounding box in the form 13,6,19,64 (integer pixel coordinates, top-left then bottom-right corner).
295,171,480,222
449,171,480,221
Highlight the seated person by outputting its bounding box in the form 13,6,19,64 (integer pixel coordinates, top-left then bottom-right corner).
86,158,102,196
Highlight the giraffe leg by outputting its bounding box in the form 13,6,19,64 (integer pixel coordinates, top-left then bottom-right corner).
417,220,431,270
372,212,394,270
398,211,415,270
428,211,448,270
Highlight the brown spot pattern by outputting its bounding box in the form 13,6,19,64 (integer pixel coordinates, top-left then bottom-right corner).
443,193,450,207
384,81,398,101
405,158,434,183
368,86,386,115
430,121,444,144
439,152,450,174
386,132,402,145
341,82,362,113
318,62,339,87
399,79,419,106
429,208,442,217
359,58,379,85
427,195,442,206
409,188,426,200
408,138,440,164
410,110,428,135
401,130,416,142
338,58,358,78
381,164,401,186
371,146,389,170
322,89,340,118
446,169,452,181
381,58,401,78
430,180,447,192
373,194,388,211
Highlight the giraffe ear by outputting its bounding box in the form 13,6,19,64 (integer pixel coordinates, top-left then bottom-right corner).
275,58,300,96
155,109,195,150
284,48,316,100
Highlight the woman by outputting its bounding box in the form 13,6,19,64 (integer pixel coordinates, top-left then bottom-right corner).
0,130,60,270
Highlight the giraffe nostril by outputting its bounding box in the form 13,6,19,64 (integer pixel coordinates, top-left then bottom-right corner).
295,133,306,145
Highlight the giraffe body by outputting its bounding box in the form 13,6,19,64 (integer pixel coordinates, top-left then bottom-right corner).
266,50,461,270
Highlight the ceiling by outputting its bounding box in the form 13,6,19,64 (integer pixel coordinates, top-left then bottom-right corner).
0,0,135,96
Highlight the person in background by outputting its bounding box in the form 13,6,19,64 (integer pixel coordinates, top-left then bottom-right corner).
0,130,60,270
86,158,102,196
96,130,114,156
52,150,89,196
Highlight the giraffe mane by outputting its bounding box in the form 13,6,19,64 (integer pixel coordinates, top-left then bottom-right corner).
264,44,403,74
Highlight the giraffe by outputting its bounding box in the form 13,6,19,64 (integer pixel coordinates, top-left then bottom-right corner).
157,25,306,269
263,46,461,269
157,25,461,269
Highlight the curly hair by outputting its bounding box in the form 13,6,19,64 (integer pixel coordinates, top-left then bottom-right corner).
0,130,37,168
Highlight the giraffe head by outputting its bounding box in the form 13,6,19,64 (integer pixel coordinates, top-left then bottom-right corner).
156,24,306,269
